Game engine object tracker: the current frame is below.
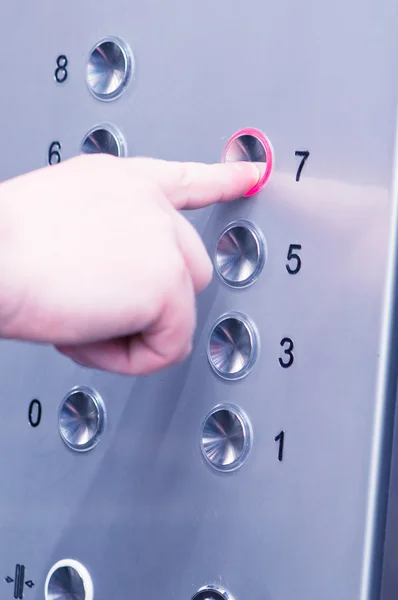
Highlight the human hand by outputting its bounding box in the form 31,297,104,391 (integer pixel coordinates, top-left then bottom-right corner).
0,154,260,375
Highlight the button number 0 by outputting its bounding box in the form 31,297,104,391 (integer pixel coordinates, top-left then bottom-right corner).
28,399,42,427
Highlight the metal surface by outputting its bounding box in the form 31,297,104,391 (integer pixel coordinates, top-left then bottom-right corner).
86,37,133,101
192,586,233,600
223,133,267,164
45,560,93,600
81,125,126,156
200,404,252,472
214,220,265,288
1,1,398,600
59,386,106,452
222,128,274,196
207,312,258,380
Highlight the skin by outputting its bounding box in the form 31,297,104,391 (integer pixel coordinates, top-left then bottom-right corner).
0,153,260,375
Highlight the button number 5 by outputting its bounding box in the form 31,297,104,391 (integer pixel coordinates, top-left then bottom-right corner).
286,244,302,275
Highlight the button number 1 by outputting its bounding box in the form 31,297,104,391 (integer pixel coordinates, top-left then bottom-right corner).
275,430,285,462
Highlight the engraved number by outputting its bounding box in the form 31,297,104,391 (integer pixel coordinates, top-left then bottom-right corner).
279,337,294,368
295,150,310,181
55,54,68,83
28,399,42,427
275,430,285,462
48,141,61,165
286,244,302,274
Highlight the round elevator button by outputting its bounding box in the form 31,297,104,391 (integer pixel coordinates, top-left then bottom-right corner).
81,124,126,157
192,585,234,600
59,386,106,452
45,559,93,600
222,127,274,196
215,220,266,288
207,312,259,380
86,36,133,101
201,404,252,472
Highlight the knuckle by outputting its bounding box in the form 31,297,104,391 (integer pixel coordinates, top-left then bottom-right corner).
176,340,193,362
178,163,193,192
166,250,189,288
168,339,191,366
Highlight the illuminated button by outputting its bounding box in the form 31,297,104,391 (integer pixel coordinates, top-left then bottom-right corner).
201,404,252,472
215,220,265,288
45,559,93,600
222,127,274,196
192,586,235,600
81,124,126,157
86,36,133,101
59,386,106,452
207,312,259,380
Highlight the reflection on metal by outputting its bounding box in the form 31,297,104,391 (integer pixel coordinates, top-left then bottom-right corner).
59,386,106,452
86,37,133,100
192,585,235,600
222,127,274,196
224,133,266,164
215,220,265,287
45,560,93,600
208,312,259,380
81,125,126,157
201,404,252,472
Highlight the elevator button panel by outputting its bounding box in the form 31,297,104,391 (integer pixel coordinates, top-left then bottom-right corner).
2,1,398,600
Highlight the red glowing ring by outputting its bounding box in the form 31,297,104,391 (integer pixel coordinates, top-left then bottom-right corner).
222,128,274,197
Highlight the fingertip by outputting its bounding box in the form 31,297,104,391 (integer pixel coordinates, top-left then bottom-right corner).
253,161,267,179
230,161,262,180
219,161,262,200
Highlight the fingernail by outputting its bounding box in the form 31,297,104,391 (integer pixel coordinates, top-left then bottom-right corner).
253,161,266,179
232,161,262,183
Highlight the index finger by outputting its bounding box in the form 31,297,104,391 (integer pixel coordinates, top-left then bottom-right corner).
129,158,262,209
